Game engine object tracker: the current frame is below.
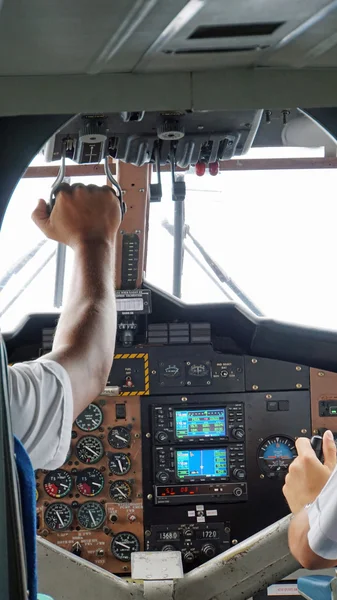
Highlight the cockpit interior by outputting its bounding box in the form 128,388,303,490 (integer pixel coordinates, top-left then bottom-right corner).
3,2,337,599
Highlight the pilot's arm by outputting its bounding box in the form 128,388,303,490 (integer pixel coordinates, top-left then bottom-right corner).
7,184,121,471
283,431,337,569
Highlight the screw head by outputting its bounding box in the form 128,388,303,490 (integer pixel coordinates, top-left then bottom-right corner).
252,358,258,364
260,474,265,479
296,383,303,389
151,370,157,375
147,494,153,500
296,366,302,371
301,429,307,434
232,539,238,545
145,530,151,537
318,372,325,377
146,433,151,439
266,394,272,399
181,397,188,402
252,385,259,390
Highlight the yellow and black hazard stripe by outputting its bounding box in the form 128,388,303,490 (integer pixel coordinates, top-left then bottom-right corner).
114,352,150,396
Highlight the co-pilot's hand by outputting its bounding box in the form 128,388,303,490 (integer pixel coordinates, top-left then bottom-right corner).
283,430,336,515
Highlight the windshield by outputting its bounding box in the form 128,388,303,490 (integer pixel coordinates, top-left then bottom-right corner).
1,146,336,333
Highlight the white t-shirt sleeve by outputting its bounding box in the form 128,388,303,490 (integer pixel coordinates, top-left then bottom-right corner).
8,359,73,471
307,466,337,560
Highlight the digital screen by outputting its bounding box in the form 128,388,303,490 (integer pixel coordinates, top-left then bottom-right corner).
175,409,226,439
157,486,200,497
157,531,181,541
196,530,219,540
176,449,228,479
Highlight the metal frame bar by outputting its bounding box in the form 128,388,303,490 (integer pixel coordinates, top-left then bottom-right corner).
23,157,337,180
37,516,299,600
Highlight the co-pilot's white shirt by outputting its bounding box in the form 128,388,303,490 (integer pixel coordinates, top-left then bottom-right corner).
307,466,337,560
8,360,73,471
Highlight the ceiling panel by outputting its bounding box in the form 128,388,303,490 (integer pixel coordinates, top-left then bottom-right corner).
260,4,337,68
134,0,336,72
0,0,157,75
0,0,336,87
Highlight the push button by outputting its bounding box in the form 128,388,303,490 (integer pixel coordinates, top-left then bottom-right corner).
267,401,278,411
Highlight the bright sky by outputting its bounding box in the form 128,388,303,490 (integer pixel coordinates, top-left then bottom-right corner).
2,145,337,333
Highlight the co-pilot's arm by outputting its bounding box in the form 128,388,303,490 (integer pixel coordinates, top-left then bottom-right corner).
289,466,337,569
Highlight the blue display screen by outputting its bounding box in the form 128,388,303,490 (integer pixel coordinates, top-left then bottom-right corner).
176,449,228,479
175,409,226,439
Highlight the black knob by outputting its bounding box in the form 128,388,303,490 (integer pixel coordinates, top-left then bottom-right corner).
184,528,193,537
156,431,169,443
233,468,246,480
233,487,243,497
162,545,176,552
232,428,245,440
156,471,169,483
201,544,216,559
183,551,195,563
220,370,229,378
311,435,323,461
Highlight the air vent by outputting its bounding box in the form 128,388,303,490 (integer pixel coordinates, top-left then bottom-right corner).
189,22,284,39
164,46,268,55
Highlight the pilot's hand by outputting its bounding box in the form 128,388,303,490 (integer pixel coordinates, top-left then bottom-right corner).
32,183,121,249
283,430,336,514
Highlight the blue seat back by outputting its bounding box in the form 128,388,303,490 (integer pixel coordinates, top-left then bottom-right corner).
297,575,334,600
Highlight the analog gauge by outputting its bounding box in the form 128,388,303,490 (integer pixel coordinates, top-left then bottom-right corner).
188,363,210,377
109,480,132,503
258,436,296,478
44,503,73,531
109,453,131,476
163,364,181,378
44,469,72,498
76,468,105,497
77,501,106,530
75,404,103,432
76,436,104,464
111,532,140,562
108,426,131,449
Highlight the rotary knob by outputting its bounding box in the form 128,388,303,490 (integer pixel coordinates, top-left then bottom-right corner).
201,544,216,559
232,428,245,440
233,468,246,480
162,545,176,552
157,120,185,140
156,471,169,483
233,487,243,497
183,551,195,563
156,431,168,443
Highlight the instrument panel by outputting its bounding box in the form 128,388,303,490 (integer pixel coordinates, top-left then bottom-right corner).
31,338,313,574
7,299,336,578
36,395,143,573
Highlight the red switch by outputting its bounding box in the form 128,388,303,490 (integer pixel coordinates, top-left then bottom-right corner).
209,162,219,176
196,162,206,177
